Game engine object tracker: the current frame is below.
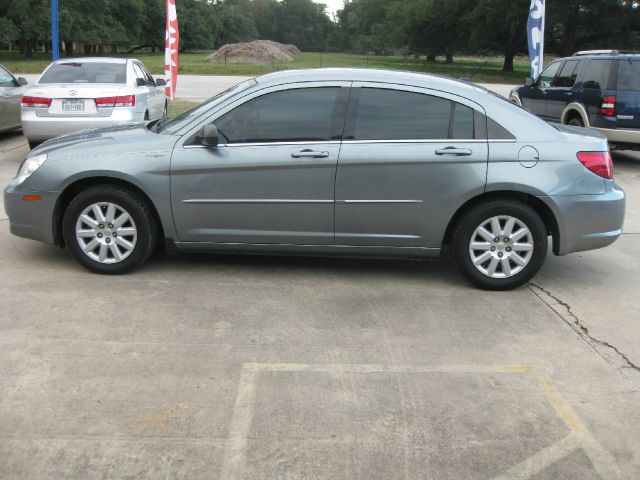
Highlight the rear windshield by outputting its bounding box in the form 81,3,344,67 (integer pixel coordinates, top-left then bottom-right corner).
39,62,126,84
617,59,640,91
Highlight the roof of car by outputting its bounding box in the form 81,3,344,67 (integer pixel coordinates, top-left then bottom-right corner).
256,68,493,99
54,57,130,64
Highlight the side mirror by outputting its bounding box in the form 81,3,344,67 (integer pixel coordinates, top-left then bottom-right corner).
17,77,28,86
525,77,534,87
197,124,219,147
155,78,166,87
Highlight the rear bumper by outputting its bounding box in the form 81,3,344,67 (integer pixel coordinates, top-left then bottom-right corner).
540,185,626,256
21,108,137,141
590,126,640,145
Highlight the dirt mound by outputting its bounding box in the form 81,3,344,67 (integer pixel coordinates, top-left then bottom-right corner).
207,40,301,64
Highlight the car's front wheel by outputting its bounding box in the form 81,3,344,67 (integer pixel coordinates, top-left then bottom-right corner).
452,199,548,290
62,185,158,274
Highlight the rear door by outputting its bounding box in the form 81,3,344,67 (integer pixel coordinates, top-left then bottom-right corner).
614,58,640,129
334,84,488,248
545,58,582,120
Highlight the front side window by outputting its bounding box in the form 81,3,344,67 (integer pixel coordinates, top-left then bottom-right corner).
353,88,452,140
215,87,341,143
537,62,562,88
582,60,613,90
0,66,15,87
552,60,581,88
39,62,126,84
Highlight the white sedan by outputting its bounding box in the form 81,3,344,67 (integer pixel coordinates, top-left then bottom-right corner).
21,57,167,149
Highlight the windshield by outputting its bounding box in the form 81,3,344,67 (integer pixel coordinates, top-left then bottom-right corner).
39,62,127,84
159,79,258,134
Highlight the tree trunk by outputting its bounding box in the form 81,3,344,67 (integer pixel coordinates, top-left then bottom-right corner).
426,54,436,62
19,38,25,54
98,44,105,55
502,51,515,72
84,44,91,55
111,44,118,54
65,40,74,56
25,39,34,58
445,47,453,64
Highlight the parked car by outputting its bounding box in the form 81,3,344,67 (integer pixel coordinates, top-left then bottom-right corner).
510,50,640,150
4,69,625,290
21,57,167,149
0,64,28,134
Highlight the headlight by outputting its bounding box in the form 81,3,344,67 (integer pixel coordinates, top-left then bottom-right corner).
13,153,47,186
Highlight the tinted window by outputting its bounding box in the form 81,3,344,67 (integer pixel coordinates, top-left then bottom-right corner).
0,66,15,87
132,63,148,86
39,62,126,83
215,87,341,143
553,60,581,87
617,59,640,91
487,117,515,140
582,60,612,90
138,63,155,86
451,103,474,139
538,62,562,88
354,88,451,140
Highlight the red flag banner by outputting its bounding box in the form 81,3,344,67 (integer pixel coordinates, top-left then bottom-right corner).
164,0,179,100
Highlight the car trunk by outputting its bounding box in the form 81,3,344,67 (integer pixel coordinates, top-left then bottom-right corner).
615,59,640,129
28,83,126,118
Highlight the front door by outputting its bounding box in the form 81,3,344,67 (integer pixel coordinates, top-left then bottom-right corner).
171,84,349,245
335,84,488,248
545,59,582,120
522,60,563,119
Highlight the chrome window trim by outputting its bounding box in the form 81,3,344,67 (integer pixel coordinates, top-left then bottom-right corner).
182,140,341,149
182,139,516,149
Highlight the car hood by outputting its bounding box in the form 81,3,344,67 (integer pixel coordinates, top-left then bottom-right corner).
31,122,178,158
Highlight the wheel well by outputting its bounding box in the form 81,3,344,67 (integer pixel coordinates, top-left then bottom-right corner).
52,177,164,247
442,191,560,255
564,109,583,124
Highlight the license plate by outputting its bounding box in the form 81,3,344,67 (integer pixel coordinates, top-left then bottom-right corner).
62,99,84,112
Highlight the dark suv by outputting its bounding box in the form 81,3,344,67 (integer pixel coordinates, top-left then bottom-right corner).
510,50,640,149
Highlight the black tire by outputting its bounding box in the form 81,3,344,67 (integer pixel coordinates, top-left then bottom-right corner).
452,199,548,290
62,184,158,274
567,117,584,127
163,102,168,118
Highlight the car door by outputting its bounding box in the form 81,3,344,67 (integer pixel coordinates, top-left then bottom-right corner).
0,66,23,130
521,60,563,119
132,62,153,120
334,84,488,248
139,62,164,118
170,83,350,245
545,59,583,120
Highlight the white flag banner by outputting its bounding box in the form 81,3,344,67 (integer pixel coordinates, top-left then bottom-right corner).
527,0,545,79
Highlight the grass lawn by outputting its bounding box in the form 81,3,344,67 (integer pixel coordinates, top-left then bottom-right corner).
0,50,532,84
169,99,200,116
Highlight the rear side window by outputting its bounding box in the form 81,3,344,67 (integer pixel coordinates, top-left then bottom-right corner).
582,60,613,90
351,88,477,140
553,60,581,88
474,111,515,140
617,59,640,91
215,87,341,143
39,62,126,84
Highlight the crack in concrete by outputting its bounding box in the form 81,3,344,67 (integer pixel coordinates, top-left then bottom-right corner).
527,282,640,392
0,142,27,154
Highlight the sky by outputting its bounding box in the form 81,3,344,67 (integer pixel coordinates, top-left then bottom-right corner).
314,0,343,17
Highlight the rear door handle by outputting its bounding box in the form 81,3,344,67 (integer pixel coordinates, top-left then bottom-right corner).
291,149,329,158
435,147,473,157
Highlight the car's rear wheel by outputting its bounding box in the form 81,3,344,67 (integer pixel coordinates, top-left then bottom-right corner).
567,117,584,127
452,200,548,290
62,185,158,274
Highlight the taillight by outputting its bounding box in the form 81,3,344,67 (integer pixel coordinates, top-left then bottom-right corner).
21,96,52,108
577,151,613,179
600,96,616,117
95,95,135,108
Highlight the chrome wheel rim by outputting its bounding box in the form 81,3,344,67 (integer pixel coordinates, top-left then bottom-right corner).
469,215,534,279
75,202,137,264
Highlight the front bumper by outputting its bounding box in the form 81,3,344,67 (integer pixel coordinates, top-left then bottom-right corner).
4,182,59,245
21,108,137,141
540,184,626,256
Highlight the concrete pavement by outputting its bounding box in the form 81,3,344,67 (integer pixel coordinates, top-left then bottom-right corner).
1,129,639,478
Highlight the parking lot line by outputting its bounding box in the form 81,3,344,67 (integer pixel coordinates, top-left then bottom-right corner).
220,363,620,480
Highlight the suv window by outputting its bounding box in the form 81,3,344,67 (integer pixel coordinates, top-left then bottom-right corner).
353,88,474,140
617,59,640,91
582,60,613,90
215,87,341,143
538,61,562,88
553,59,581,88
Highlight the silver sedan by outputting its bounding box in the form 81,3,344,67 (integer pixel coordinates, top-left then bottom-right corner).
21,57,167,149
0,64,28,134
4,69,626,290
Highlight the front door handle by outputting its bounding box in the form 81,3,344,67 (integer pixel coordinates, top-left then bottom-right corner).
435,147,473,157
291,149,329,158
